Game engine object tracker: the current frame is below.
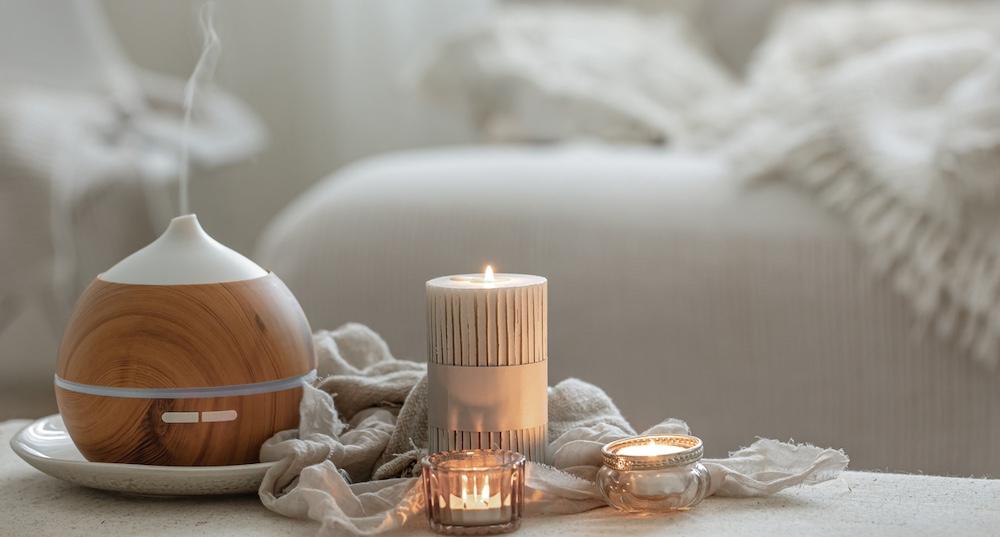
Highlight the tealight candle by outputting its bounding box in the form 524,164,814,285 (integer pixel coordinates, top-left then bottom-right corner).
422,449,525,535
446,474,505,525
597,435,711,513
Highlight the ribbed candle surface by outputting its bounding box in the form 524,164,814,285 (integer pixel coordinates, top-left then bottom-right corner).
426,273,548,462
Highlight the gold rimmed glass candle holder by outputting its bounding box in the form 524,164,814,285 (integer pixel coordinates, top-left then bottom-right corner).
422,450,525,535
597,434,711,513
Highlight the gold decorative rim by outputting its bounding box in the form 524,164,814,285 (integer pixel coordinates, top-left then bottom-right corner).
601,434,703,471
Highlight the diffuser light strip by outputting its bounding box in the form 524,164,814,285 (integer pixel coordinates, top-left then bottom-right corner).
54,370,317,399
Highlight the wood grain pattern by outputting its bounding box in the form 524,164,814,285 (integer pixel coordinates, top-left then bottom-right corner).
58,274,314,387
55,273,314,465
55,386,302,466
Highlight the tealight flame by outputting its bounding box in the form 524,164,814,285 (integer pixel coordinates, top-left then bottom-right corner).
481,475,490,506
617,439,686,457
484,265,495,282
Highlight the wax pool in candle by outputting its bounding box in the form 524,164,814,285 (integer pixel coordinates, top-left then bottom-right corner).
617,442,691,497
617,442,687,457
448,265,514,285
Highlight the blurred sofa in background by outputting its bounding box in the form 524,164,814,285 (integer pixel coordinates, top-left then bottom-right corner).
254,0,1000,476
255,0,1000,478
257,145,1000,477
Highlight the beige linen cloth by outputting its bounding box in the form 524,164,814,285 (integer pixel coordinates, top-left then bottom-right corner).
260,324,848,535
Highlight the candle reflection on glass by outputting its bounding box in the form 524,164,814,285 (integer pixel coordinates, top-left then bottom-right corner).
444,474,506,525
423,450,525,535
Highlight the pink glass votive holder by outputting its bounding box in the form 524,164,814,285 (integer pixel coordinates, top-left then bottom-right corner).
422,449,525,535
597,434,711,513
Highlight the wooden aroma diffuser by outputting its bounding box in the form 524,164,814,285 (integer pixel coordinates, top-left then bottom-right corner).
55,214,314,466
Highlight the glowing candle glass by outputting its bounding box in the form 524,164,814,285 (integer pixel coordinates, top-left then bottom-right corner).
422,450,525,535
597,434,711,513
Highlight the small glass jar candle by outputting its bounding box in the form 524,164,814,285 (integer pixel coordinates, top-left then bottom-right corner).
597,434,711,513
422,449,525,535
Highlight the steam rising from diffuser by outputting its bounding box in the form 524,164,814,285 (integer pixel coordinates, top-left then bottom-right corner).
178,2,221,216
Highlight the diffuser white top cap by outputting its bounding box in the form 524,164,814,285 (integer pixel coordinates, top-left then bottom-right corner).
100,214,267,285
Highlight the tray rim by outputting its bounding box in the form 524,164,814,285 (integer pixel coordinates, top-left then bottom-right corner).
10,414,275,495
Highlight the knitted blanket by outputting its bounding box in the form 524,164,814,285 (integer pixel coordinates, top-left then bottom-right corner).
688,1,1000,368
259,324,848,536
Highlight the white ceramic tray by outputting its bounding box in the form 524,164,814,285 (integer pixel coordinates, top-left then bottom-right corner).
10,414,274,495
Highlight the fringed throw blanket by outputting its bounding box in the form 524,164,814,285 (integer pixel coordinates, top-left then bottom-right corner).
260,324,848,536
702,1,1000,368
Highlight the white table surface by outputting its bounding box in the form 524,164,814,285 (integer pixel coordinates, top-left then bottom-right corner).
3,419,999,537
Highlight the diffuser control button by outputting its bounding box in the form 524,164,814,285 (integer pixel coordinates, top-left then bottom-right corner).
201,410,238,422
161,411,200,424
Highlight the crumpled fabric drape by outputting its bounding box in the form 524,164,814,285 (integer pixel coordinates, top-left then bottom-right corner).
260,323,848,536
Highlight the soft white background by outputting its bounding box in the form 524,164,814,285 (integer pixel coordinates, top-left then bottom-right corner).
98,0,787,252
100,0,490,252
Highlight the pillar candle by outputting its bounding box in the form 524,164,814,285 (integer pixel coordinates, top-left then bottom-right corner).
426,267,548,462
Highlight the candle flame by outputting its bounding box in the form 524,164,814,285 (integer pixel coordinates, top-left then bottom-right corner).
481,475,490,505
484,265,495,282
617,438,686,457
461,474,468,508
